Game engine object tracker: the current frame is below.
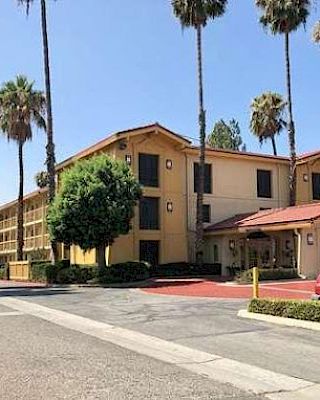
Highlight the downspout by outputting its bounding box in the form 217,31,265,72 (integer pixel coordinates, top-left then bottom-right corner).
294,228,302,277
185,151,190,262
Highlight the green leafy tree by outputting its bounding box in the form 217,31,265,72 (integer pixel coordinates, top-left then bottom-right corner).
0,76,46,260
255,0,310,206
47,155,142,271
172,0,228,264
207,119,246,151
18,0,58,262
250,92,287,156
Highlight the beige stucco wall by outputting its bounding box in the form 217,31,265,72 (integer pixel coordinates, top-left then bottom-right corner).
69,128,188,265
297,159,320,205
187,150,290,261
299,226,320,278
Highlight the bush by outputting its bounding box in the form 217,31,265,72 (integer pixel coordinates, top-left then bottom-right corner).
0,264,9,280
236,268,298,284
150,263,222,278
248,298,320,323
98,261,150,284
30,260,98,284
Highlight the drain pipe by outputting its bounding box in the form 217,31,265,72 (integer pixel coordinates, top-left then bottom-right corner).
294,228,303,277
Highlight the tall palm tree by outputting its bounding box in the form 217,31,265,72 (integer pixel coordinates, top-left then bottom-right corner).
172,0,227,264
250,92,287,156
255,0,310,206
0,76,46,261
18,0,58,262
313,21,320,43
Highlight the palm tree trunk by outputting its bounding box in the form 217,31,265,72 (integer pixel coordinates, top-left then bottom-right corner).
285,32,297,206
195,24,206,266
271,135,277,156
41,0,58,263
17,140,24,261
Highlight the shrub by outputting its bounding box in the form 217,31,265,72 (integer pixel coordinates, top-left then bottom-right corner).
236,268,298,283
150,263,222,278
248,298,320,323
30,260,98,284
98,262,150,284
0,264,9,280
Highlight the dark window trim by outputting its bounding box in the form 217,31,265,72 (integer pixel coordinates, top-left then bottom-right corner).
139,153,159,188
194,163,212,194
312,173,320,200
139,196,160,230
203,204,211,223
257,169,272,199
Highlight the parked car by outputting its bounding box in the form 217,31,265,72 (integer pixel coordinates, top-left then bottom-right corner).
311,273,320,300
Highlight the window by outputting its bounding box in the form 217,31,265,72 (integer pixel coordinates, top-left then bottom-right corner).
139,153,159,187
203,204,211,223
257,170,272,198
194,163,212,194
140,240,160,266
312,173,320,200
139,197,159,230
213,245,219,263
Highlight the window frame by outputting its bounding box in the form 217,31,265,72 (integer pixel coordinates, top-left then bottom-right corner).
139,153,159,188
257,169,272,199
312,173,320,200
139,196,160,230
203,204,211,223
194,163,212,194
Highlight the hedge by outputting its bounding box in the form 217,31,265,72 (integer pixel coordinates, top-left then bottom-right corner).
0,264,9,280
98,261,150,283
150,263,222,277
237,268,298,283
248,298,320,323
30,260,97,284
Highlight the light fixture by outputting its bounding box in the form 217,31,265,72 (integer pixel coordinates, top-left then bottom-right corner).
125,154,132,166
307,233,314,245
166,159,173,170
303,174,309,182
229,240,235,250
167,201,173,213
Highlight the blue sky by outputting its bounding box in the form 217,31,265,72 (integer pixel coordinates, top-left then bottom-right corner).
0,0,319,204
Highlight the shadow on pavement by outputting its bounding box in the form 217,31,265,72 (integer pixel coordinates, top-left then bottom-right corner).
0,288,73,297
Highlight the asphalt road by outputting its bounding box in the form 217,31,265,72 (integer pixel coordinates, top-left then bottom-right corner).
1,285,320,399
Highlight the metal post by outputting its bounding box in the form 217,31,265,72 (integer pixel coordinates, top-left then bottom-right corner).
252,267,259,298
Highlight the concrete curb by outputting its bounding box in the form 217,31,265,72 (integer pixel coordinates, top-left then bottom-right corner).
238,309,320,332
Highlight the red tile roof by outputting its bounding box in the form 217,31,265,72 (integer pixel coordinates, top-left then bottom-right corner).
205,202,320,232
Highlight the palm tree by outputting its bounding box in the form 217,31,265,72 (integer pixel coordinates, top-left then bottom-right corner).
250,92,287,156
18,0,58,262
172,0,227,264
313,21,320,43
255,0,310,205
0,76,46,261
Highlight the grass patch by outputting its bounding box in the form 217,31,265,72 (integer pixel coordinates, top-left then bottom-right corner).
248,298,320,323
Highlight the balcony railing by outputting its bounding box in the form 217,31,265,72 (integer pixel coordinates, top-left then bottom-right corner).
0,234,50,253
0,207,46,231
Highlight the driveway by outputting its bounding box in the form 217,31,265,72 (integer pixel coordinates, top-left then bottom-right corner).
1,284,319,385
141,278,316,300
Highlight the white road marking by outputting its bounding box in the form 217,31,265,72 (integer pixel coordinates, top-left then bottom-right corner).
0,311,24,317
1,296,319,399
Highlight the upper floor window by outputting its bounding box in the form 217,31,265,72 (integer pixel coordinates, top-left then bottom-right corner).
203,204,211,223
194,163,212,194
139,153,159,187
257,169,272,198
139,197,160,230
312,173,320,200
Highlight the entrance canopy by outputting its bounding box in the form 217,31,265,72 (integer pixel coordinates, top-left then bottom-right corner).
205,203,320,235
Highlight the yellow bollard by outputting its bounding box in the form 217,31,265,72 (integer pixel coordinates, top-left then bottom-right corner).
252,267,259,298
